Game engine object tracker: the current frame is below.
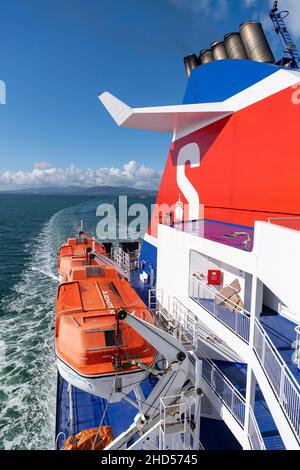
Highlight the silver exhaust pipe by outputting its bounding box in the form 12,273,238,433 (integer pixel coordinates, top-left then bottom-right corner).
240,22,275,63
198,49,214,65
183,54,199,78
211,41,229,60
224,32,248,59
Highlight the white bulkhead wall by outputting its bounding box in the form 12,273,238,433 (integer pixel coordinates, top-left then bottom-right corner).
156,221,300,325
189,250,251,309
254,221,300,321
156,223,254,314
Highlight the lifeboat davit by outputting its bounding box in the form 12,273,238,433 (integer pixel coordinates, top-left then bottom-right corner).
55,233,157,401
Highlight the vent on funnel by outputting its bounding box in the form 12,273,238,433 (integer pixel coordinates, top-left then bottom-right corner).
211,41,229,60
183,54,199,78
224,32,248,59
240,22,275,63
199,49,214,64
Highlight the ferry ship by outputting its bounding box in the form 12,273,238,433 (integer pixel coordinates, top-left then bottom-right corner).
55,2,300,451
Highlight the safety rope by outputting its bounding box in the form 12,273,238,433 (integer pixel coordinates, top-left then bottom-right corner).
91,373,119,450
119,390,161,414
67,382,74,437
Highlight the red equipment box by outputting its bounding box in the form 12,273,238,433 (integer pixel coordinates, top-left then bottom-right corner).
207,269,221,286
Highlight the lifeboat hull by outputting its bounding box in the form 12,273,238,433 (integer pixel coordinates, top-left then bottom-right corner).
57,356,148,402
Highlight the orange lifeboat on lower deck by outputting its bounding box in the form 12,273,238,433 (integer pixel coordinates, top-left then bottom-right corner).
58,234,107,282
55,235,157,401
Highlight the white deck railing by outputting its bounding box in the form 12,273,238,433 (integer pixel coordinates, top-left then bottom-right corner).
111,246,131,277
189,276,250,343
152,295,247,428
173,298,198,349
201,353,246,427
295,325,300,369
148,288,163,314
148,290,267,449
190,277,300,443
248,406,266,450
254,319,300,442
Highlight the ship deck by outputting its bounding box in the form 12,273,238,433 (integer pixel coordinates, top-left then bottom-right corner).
197,296,300,385
55,272,298,450
260,307,300,384
55,271,240,450
173,219,254,251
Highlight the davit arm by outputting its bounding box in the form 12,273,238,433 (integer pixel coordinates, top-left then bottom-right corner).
105,310,198,450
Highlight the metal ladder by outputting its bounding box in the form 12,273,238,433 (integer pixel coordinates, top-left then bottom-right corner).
159,389,202,451
270,1,300,68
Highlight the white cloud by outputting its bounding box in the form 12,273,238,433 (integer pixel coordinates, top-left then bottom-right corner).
169,0,229,21
33,162,55,170
243,0,258,7
0,161,162,190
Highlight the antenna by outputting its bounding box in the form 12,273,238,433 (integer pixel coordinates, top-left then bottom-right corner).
269,1,299,68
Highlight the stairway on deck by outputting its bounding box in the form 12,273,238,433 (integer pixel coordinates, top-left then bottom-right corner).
215,361,285,450
260,307,300,384
128,277,294,449
254,389,285,450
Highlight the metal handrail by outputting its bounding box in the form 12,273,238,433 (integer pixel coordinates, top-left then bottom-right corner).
148,290,266,444
201,349,246,403
148,288,163,314
188,278,300,441
189,276,250,343
171,297,246,427
174,297,241,362
254,318,299,390
254,318,300,441
112,246,131,275
93,250,128,278
191,277,300,441
199,441,205,450
173,298,198,349
190,275,251,315
295,325,300,369
201,351,246,427
248,406,266,450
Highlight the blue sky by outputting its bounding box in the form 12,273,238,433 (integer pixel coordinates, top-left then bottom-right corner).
0,0,299,189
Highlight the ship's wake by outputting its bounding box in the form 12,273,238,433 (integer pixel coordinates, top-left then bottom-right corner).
31,267,60,283
0,205,80,450
0,195,152,449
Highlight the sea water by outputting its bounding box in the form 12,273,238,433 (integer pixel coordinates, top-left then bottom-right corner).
0,193,154,449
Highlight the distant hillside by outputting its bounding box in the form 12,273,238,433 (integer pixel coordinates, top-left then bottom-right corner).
2,185,157,196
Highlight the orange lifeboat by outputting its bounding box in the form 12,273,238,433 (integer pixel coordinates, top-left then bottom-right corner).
58,234,107,283
55,233,156,401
